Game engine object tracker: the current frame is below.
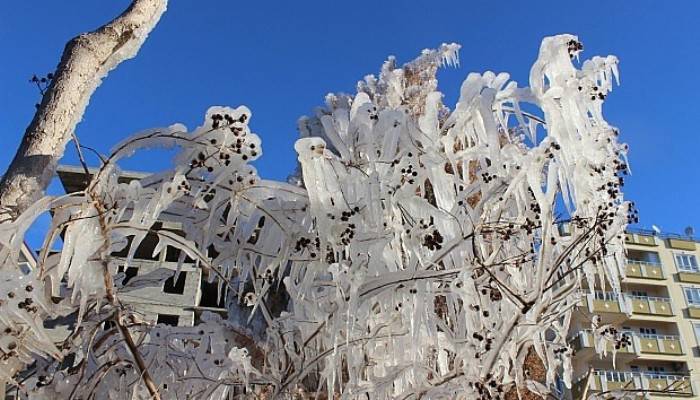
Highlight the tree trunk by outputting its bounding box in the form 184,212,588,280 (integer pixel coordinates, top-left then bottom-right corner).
0,0,167,221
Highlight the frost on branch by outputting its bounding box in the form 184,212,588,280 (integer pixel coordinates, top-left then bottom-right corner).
0,34,631,399
28,313,259,399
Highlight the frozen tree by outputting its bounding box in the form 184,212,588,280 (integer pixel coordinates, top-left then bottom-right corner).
0,34,637,399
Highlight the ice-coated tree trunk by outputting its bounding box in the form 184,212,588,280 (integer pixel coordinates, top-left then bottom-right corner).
0,0,168,222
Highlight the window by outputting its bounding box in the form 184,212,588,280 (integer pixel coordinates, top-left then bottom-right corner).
156,314,179,326
631,290,648,298
693,323,700,345
684,287,700,306
675,253,699,273
122,267,138,285
595,292,618,301
639,327,657,336
604,371,628,381
163,271,187,294
164,246,195,263
200,278,226,308
18,262,32,275
557,223,571,237
646,366,665,378
627,249,660,264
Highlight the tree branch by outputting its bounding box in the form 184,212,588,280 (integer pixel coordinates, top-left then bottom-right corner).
0,0,168,221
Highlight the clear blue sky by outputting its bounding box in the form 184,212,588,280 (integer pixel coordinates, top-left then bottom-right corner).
1,1,699,243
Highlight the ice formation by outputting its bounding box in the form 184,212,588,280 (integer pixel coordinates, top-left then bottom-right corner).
0,35,634,399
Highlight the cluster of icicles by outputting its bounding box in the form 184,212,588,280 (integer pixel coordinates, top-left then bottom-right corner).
0,34,633,399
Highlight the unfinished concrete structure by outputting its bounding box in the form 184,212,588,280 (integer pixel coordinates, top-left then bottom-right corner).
55,165,227,327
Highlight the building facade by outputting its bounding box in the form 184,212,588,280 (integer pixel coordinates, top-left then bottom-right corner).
568,229,700,398
55,165,227,328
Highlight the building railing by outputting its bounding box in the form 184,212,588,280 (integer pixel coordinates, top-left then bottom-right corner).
627,294,674,316
639,333,680,340
626,227,698,242
627,294,671,302
570,330,684,356
575,370,694,396
569,329,636,353
625,259,665,279
578,291,675,316
581,290,673,303
574,369,679,382
626,259,662,267
591,369,692,382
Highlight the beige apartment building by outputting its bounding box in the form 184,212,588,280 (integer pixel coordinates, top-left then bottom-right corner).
567,229,700,399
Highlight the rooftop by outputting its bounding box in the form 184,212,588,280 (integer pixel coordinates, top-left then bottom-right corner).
56,164,149,194
627,227,698,243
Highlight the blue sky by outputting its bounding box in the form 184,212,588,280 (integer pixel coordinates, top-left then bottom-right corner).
1,0,699,247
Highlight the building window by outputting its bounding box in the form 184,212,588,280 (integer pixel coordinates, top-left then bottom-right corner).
156,314,179,326
103,320,116,331
639,327,657,336
122,267,138,285
200,278,226,308
18,262,32,275
683,287,700,306
646,366,665,378
693,323,700,345
595,291,618,301
604,371,627,382
163,271,187,294
627,249,661,264
675,253,699,273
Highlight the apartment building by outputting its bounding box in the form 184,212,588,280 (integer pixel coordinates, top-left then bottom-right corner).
568,229,700,399
55,165,227,328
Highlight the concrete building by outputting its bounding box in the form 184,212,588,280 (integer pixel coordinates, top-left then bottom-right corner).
568,229,700,398
55,165,227,328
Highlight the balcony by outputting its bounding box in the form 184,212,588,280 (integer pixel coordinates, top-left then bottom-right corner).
570,330,637,356
677,270,700,284
625,233,658,246
666,238,696,251
625,259,664,280
579,291,627,315
688,305,700,319
573,370,695,398
637,334,684,356
628,295,674,317
570,331,684,357
578,292,675,318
